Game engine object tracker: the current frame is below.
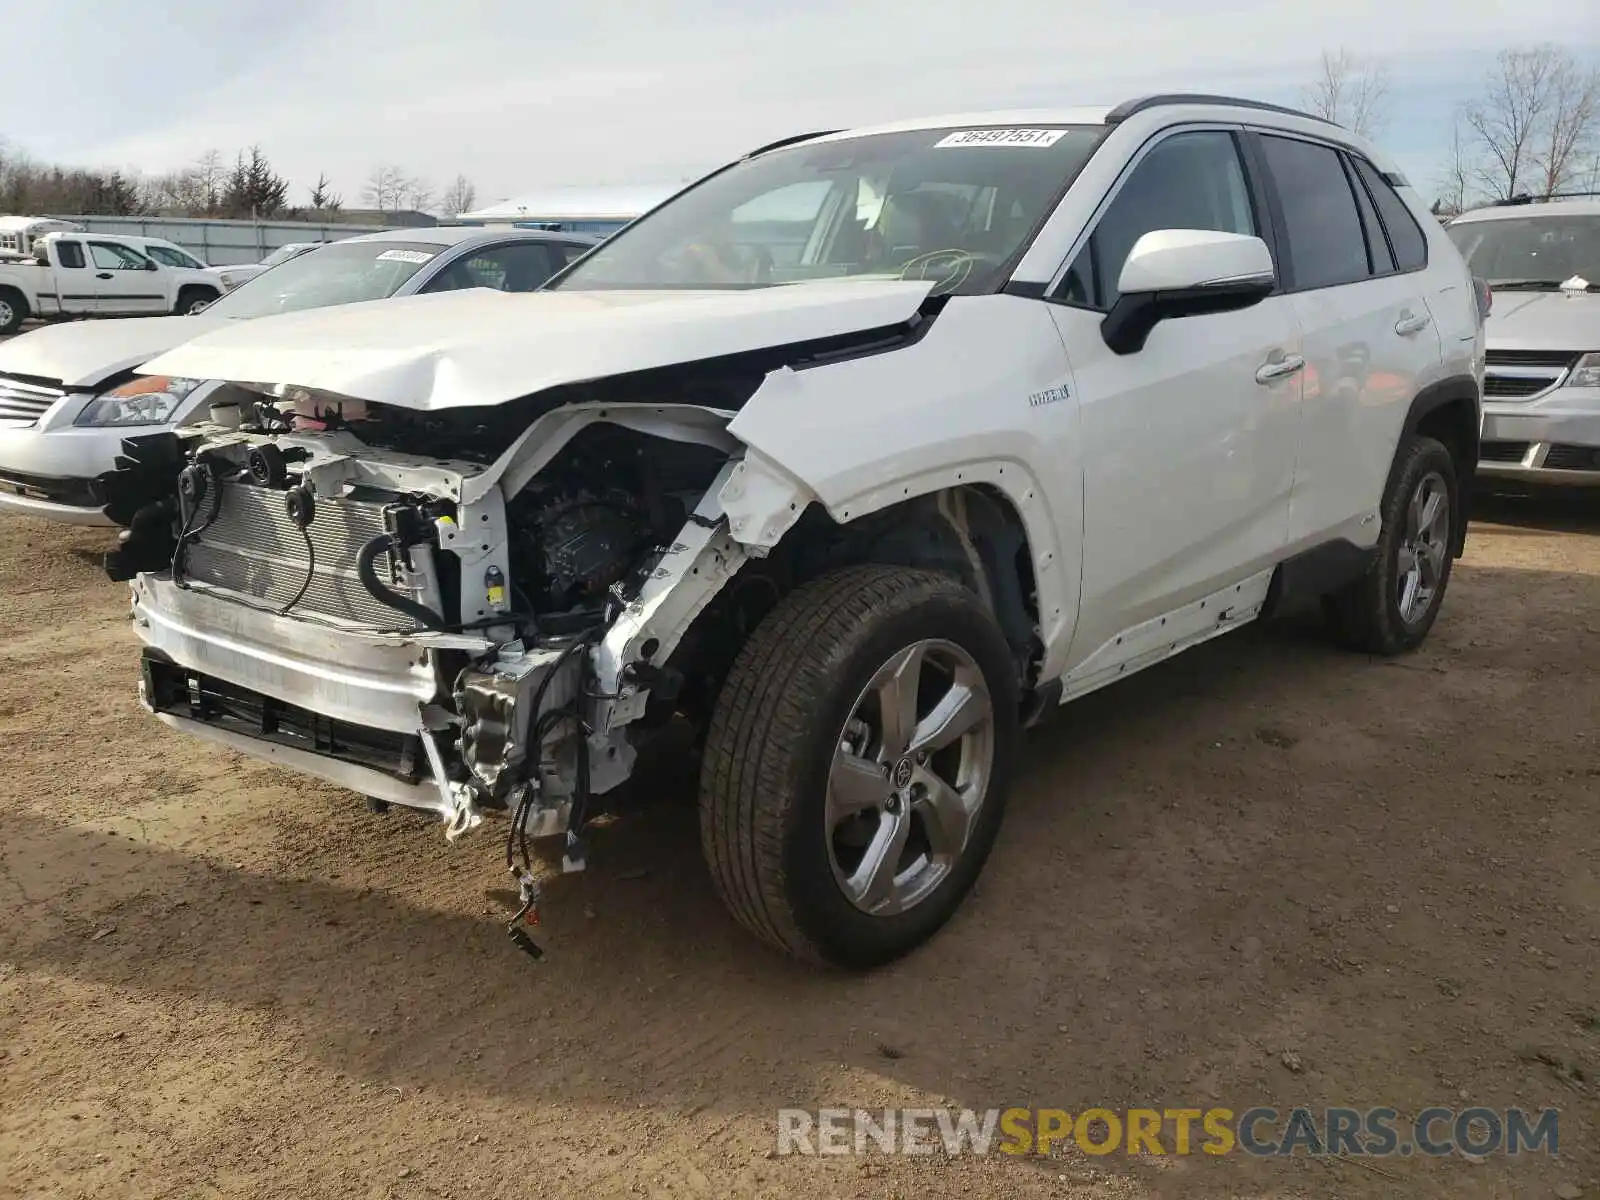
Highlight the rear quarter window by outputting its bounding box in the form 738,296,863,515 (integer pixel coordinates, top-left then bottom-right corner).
1352,158,1429,272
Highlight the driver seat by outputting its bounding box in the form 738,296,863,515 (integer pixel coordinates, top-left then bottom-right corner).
872,192,961,264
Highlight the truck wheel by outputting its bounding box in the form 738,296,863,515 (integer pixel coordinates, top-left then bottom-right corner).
1323,435,1459,655
175,287,217,315
0,289,27,334
699,565,1018,968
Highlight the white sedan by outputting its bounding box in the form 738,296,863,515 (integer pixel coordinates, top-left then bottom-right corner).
216,242,327,292
0,227,599,523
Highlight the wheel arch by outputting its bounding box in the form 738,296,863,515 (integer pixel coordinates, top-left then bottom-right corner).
175,283,219,312
719,448,1073,671
1389,373,1480,558
661,456,1059,733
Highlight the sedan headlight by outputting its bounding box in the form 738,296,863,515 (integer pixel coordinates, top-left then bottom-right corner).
1564,352,1600,389
75,376,203,427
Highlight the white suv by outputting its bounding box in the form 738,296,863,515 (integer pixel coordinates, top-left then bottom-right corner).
101,95,1483,968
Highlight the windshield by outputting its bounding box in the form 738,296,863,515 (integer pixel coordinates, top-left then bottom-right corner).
552,125,1105,293
147,244,206,269
259,243,316,267
1447,214,1600,286
204,241,440,319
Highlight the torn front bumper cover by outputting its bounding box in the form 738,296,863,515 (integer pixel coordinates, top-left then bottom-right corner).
129,573,585,839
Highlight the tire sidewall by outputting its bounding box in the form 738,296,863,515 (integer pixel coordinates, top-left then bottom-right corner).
0,292,22,334
179,289,215,315
1372,438,1459,651
778,584,1019,967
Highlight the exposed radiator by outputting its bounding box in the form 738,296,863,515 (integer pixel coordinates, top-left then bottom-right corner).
183,481,423,630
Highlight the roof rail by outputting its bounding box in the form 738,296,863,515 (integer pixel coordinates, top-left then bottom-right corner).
743,129,842,159
1106,94,1338,127
1493,189,1600,205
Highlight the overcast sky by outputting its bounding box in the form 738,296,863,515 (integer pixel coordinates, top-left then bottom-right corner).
12,0,1600,210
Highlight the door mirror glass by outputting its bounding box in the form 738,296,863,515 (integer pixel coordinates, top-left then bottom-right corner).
1102,229,1276,355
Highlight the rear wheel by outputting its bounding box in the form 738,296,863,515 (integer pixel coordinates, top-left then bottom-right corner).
1323,435,1459,654
0,289,27,334
698,565,1018,968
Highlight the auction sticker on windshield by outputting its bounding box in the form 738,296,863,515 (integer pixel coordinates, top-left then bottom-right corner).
934,128,1067,148
375,249,436,264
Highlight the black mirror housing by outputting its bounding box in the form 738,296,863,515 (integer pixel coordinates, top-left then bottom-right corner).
1100,277,1275,356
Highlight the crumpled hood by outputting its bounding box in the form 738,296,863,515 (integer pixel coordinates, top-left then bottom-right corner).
1486,289,1600,353
0,314,227,389
140,280,938,410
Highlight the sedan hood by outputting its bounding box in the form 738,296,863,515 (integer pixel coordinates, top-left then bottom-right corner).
1485,289,1600,352
0,314,227,389
141,280,938,411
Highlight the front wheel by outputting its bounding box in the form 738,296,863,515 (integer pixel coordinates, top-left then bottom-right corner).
698,565,1019,968
1323,434,1459,654
175,287,217,315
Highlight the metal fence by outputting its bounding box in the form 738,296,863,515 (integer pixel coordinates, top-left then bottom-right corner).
39,214,401,266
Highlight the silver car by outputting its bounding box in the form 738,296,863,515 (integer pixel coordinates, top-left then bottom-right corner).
0,227,599,524
1448,197,1600,484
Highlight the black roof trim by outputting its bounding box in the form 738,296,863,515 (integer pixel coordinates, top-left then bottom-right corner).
1493,189,1600,206
1106,94,1338,127
744,129,843,159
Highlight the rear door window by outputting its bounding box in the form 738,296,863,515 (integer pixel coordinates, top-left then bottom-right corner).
1259,135,1371,291
55,241,86,268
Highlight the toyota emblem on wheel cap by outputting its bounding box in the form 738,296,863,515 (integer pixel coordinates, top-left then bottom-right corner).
891,757,915,790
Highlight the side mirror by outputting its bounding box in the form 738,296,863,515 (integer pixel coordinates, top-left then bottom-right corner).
1101,229,1276,355
144,260,159,271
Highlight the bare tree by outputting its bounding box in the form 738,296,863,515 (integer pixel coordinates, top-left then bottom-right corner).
401,175,434,213
1460,46,1600,199
192,149,225,215
1532,55,1600,196
440,173,477,217
1435,116,1472,216
1302,48,1391,137
362,164,405,212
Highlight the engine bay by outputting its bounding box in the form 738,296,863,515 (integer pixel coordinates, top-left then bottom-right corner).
101,389,749,951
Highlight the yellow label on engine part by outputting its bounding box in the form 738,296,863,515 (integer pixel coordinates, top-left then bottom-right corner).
487,585,505,605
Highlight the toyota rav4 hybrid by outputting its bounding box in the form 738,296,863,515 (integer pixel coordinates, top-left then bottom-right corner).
99,96,1484,968
1447,196,1600,483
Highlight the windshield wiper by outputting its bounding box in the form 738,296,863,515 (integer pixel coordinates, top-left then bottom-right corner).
1489,279,1565,290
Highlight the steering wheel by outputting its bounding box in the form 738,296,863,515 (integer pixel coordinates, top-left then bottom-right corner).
897,248,998,294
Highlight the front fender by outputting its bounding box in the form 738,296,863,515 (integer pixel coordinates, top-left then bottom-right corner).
723,294,1083,678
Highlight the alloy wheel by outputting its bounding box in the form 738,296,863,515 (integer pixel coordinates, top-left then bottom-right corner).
1397,469,1450,625
825,638,995,916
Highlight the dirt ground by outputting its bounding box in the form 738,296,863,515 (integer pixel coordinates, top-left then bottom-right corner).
0,490,1595,1200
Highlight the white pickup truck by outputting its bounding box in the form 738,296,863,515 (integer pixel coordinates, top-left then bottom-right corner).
0,232,222,333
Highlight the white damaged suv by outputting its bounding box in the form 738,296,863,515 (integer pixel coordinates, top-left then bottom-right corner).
102,95,1483,968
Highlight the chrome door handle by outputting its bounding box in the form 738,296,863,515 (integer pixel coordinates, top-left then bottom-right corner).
1395,312,1432,336
1255,354,1305,384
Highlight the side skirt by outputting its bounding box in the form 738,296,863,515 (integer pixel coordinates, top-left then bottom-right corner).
1054,568,1275,706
